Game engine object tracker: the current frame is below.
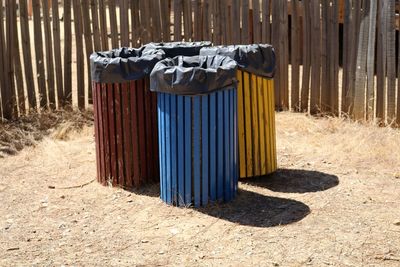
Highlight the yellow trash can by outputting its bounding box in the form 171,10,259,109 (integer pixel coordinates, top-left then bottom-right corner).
200,44,277,178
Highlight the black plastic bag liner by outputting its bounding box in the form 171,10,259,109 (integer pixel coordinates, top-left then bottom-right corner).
150,55,238,95
142,41,212,58
90,47,166,83
199,44,276,78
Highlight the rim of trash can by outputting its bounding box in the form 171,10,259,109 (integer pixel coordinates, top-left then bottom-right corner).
199,44,276,79
150,55,238,96
90,47,166,83
142,41,212,58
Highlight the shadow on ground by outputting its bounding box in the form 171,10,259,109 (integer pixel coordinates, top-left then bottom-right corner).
198,189,310,228
243,169,339,193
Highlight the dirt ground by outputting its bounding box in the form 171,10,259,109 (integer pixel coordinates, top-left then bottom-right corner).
1,111,400,266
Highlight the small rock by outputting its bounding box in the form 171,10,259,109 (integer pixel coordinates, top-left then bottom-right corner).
141,240,149,243
394,221,400,226
60,195,65,199
158,250,164,255
394,173,400,179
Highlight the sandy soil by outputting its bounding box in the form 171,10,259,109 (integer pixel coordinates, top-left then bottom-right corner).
1,112,400,266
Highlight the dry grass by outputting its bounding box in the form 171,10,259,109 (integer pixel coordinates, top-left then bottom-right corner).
0,112,399,266
0,110,93,157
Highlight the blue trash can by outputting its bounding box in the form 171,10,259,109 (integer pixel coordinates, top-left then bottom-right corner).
150,55,239,207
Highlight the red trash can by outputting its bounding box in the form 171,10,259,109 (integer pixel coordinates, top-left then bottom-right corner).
90,47,165,188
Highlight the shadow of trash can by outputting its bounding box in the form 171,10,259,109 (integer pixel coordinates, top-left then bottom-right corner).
90,47,166,189
150,55,239,207
200,44,277,179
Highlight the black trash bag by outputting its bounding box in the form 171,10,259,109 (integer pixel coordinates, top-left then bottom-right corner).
142,41,212,58
199,44,276,78
90,47,166,83
150,55,238,95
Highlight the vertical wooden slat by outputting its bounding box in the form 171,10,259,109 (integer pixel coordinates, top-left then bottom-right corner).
114,84,124,185
193,0,202,41
0,0,7,118
90,0,101,52
376,0,387,121
120,0,130,46
72,0,85,109
121,83,132,188
174,0,182,41
144,79,154,181
160,0,171,41
170,95,177,203
262,0,271,43
183,0,192,41
330,0,340,115
42,0,56,108
64,0,73,105
98,0,109,50
237,71,246,178
243,72,253,177
342,0,351,114
209,93,217,200
252,0,261,43
310,0,321,114
320,0,329,113
9,1,24,115
201,95,209,206
353,1,370,120
52,0,64,108
107,84,117,184
82,0,94,104
151,0,162,42
139,0,151,43
130,81,140,187
33,0,48,109
108,0,119,48
366,0,377,120
386,0,396,122
5,1,17,118
130,0,141,46
257,77,266,175
251,75,260,176
193,96,201,207
19,0,37,111
271,0,280,107
290,0,300,111
301,0,311,112
241,0,249,44
231,0,240,44
137,80,147,182
202,0,211,42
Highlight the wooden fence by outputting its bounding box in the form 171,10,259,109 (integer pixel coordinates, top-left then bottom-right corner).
0,0,399,126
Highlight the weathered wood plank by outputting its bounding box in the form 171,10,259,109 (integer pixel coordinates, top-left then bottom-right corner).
231,0,240,44
320,0,328,113
82,0,94,103
0,0,8,118
241,0,249,44
366,0,377,120
108,0,119,48
64,0,73,105
20,0,37,111
290,0,300,111
42,0,56,108
301,0,310,112
98,0,109,50
252,0,261,43
271,0,280,107
11,1,25,114
160,0,171,41
90,0,101,52
130,0,141,46
281,0,289,109
386,0,396,123
330,0,339,115
353,1,370,120
262,0,271,43
72,0,85,109
376,0,387,121
52,0,64,107
119,0,130,46
33,0,48,109
202,0,211,41
174,0,182,41
310,0,321,114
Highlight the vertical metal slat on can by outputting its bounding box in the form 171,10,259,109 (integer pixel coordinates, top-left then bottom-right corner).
193,96,201,207
201,96,209,207
177,96,185,205
184,97,192,204
209,94,217,201
170,95,178,204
